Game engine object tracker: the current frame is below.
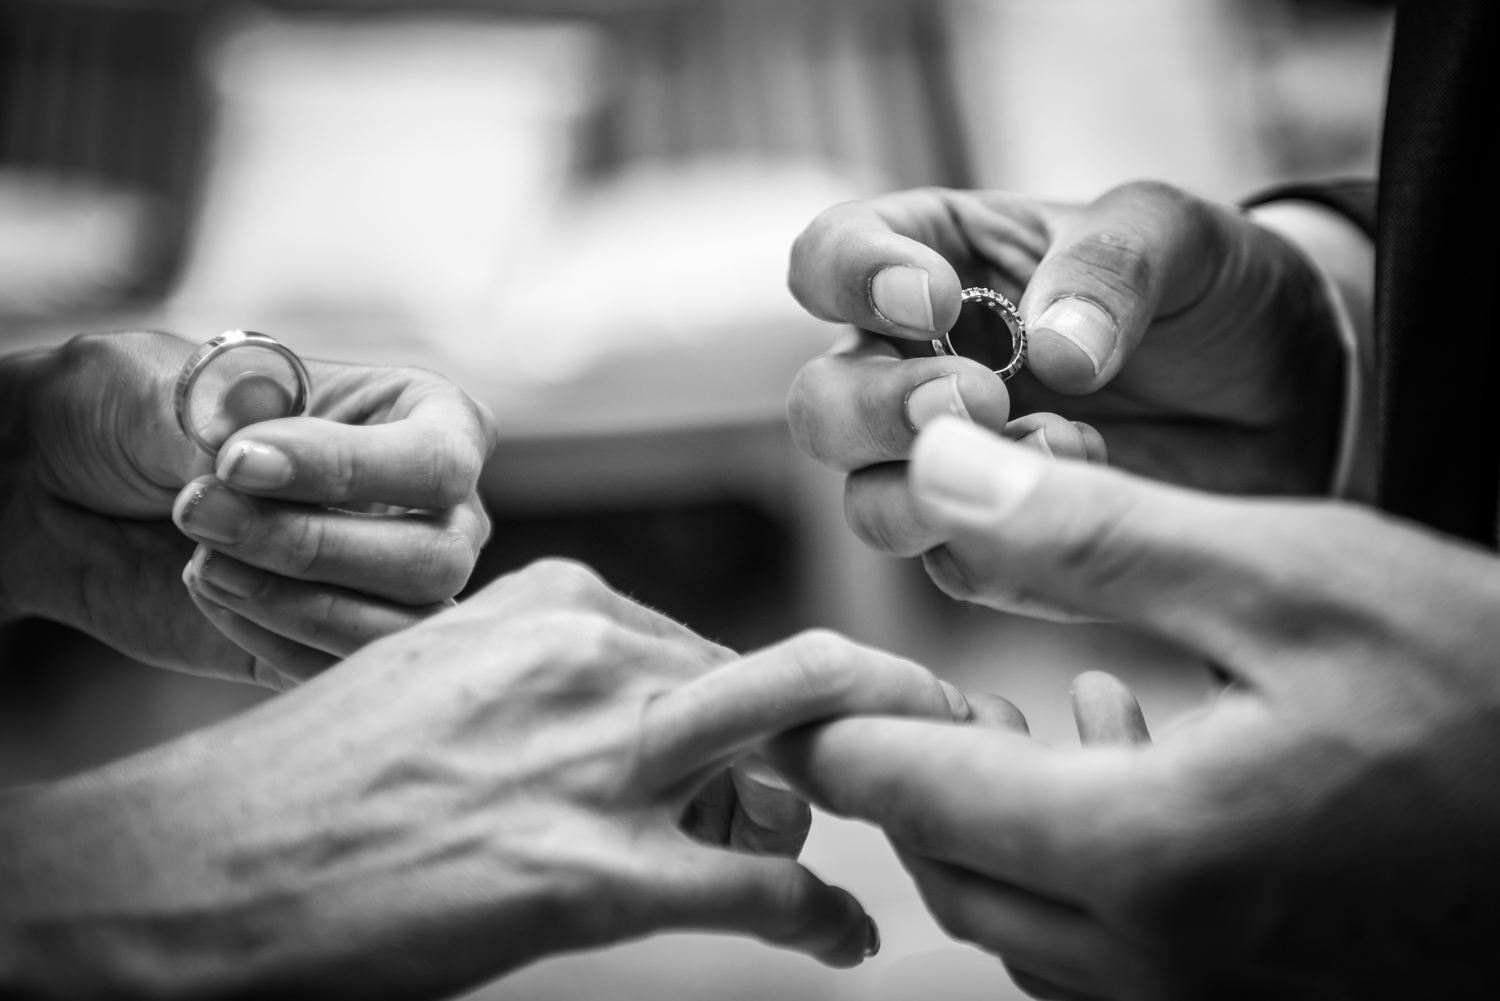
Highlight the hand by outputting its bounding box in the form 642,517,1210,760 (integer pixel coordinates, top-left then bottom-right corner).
786,183,1345,558
0,560,975,998
0,331,494,689
771,418,1500,999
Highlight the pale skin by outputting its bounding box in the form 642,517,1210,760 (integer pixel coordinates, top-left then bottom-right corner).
0,330,496,689
0,559,980,997
2,333,998,995
780,180,1500,997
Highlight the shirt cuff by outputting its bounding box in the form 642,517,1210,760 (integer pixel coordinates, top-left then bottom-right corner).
1247,200,1377,502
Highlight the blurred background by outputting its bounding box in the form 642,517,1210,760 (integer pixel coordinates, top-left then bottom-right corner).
0,0,1392,996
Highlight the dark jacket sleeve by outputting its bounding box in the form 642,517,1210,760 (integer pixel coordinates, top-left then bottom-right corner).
1241,179,1377,241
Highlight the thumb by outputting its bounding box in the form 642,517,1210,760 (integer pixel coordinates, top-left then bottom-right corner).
907,417,1350,669
661,849,879,968
1020,181,1222,395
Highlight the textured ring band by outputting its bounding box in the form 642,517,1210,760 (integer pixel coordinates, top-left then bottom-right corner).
174,330,311,456
930,286,1028,381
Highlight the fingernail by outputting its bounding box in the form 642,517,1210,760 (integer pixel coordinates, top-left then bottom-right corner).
175,481,252,545
219,441,293,491
1018,427,1054,458
1033,297,1116,375
939,680,972,722
864,915,881,958
871,266,935,331
911,417,1046,522
906,374,972,432
197,550,270,600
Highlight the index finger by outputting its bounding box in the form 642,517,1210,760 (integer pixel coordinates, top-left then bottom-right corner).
639,629,970,792
216,367,495,508
769,716,1148,906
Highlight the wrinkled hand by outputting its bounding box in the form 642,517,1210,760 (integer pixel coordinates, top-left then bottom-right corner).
0,331,494,688
786,183,1344,558
0,560,975,998
770,418,1500,999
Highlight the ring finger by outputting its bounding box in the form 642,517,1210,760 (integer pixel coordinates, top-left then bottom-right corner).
173,477,487,603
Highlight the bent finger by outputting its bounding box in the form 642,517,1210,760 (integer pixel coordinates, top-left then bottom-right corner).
1071,672,1151,746
789,196,966,338
844,463,948,557
769,717,1149,903
174,477,486,603
641,630,969,789
660,847,878,968
185,582,333,689
788,331,1010,472
217,370,492,508
965,693,1031,734
188,546,442,657
1003,413,1100,463
728,767,812,858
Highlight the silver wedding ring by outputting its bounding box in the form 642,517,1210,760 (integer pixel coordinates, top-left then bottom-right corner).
931,287,1028,381
174,330,310,457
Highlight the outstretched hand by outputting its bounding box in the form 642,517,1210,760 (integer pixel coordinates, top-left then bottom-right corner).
769,418,1500,999
0,561,978,997
0,331,495,688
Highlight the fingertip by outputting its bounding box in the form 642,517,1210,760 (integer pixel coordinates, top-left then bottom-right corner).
171,475,216,532
939,680,972,722
217,439,295,494
965,693,1031,735
1071,671,1151,746
1073,422,1109,464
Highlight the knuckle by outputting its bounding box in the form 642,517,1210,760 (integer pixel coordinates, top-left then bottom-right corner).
328,438,359,500
783,629,860,697
519,558,607,604
293,589,341,645
410,526,476,601
548,610,630,674
427,435,483,507
286,516,330,577
1062,230,1155,298
1110,177,1192,209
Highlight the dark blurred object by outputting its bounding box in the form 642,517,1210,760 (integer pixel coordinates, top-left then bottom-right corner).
0,0,209,315
0,618,268,787
466,500,799,653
